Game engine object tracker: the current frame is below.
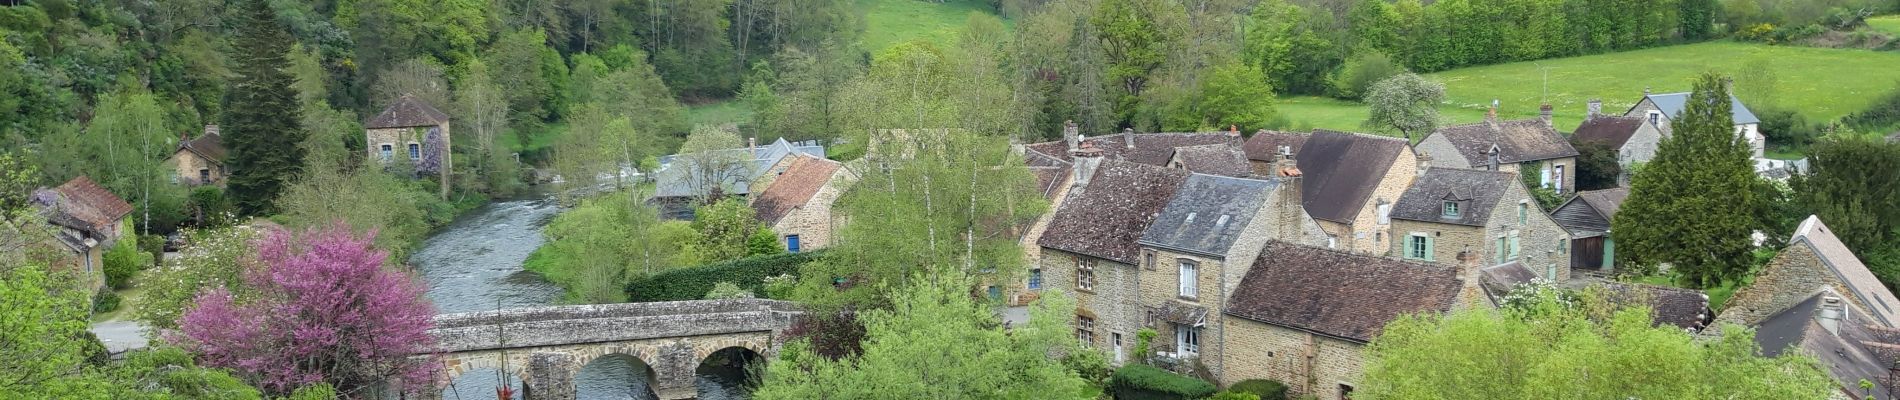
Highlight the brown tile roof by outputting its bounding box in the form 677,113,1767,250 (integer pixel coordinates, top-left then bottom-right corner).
1225,241,1463,342
365,94,450,129
1794,215,1900,326
1242,130,1308,162
1028,165,1071,200
1571,116,1646,149
1576,188,1629,219
1037,159,1192,264
1298,131,1410,223
1390,168,1516,226
1024,132,1241,167
1428,119,1580,165
42,176,133,234
1167,144,1252,178
176,132,226,163
749,155,842,225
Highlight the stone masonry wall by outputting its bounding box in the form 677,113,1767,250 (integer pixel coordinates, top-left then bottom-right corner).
1711,243,1864,331
1043,248,1143,358
1219,317,1367,399
367,127,422,163
167,151,223,186
1388,178,1570,281
1142,250,1227,375
1345,148,1418,255
769,166,857,251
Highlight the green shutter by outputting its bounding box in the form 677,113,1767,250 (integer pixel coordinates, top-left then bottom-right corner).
1423,236,1435,261
1603,238,1616,270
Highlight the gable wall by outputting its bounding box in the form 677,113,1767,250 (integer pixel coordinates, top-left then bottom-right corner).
1388,178,1570,281
167,151,224,186
769,167,857,252
1713,242,1877,330
1339,147,1418,255
1414,134,1471,169
1220,317,1367,399
1041,248,1144,360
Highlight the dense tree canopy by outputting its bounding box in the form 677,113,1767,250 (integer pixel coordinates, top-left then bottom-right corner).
1612,73,1761,287
1792,136,1900,287
223,0,308,216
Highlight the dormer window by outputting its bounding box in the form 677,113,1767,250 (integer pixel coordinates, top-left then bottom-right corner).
1442,201,1461,218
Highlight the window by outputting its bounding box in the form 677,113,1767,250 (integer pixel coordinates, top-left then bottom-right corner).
1326,235,1338,249
1144,250,1156,271
1497,236,1509,264
1076,259,1096,292
1028,268,1043,290
407,143,421,160
987,286,1002,300
1558,239,1568,254
1076,316,1095,346
786,235,801,253
1553,165,1565,194
1376,203,1392,225
1518,202,1528,225
379,144,394,161
1442,201,1461,218
1405,234,1433,261
1648,111,1661,125
198,169,211,184
1178,259,1198,299
1175,324,1201,354
1112,332,1125,362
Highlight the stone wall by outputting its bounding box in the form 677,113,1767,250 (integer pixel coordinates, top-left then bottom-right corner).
1389,178,1570,281
365,124,451,172
430,331,775,400
1347,148,1419,254
1013,168,1076,306
769,166,858,251
1043,248,1143,361
1141,250,1226,374
1618,121,1665,183
1219,317,1366,399
167,151,223,186
1712,243,1862,330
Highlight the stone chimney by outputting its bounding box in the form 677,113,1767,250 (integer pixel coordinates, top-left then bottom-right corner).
1643,86,1651,96
1819,296,1845,336
1486,99,1499,124
1487,147,1501,171
1063,120,1080,154
1539,104,1554,129
1227,125,1241,139
1122,127,1135,150
748,136,758,149
203,124,219,137
1070,141,1106,191
1416,154,1432,177
1586,99,1602,120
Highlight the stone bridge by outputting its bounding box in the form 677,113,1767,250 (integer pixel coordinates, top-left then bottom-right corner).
416,299,801,400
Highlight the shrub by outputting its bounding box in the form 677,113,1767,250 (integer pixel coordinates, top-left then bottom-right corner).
1755,107,1822,150
624,250,821,302
1210,391,1262,400
186,186,237,228
137,233,166,264
1735,23,1778,42
1134,328,1157,363
761,274,798,299
1329,51,1405,101
1108,364,1218,400
92,290,122,314
103,237,151,289
1845,85,1900,131
704,282,755,299
1228,379,1290,400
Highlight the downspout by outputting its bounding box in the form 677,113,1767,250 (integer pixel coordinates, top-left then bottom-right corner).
1216,257,1227,382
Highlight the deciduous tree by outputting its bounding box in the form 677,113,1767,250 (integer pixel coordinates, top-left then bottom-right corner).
1363,72,1444,141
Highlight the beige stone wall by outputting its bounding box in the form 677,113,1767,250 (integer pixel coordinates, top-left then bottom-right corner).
1390,178,1570,281
167,151,224,186
1537,156,1578,195
1042,248,1144,361
1712,243,1873,330
1014,170,1077,306
1349,148,1418,255
769,166,857,252
749,155,800,195
1141,250,1228,373
366,125,452,167
1220,318,1367,399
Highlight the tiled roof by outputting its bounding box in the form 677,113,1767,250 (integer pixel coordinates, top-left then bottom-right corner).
1242,130,1308,162
1755,292,1898,399
1640,92,1761,125
1028,165,1071,200
750,156,842,225
653,138,825,199
1224,241,1463,343
1138,174,1277,258
1167,144,1252,178
1428,119,1580,165
1390,168,1516,226
1599,282,1712,331
177,132,226,163
1024,132,1241,167
1037,160,1191,264
365,94,450,129
1571,116,1647,149
1576,188,1629,219
1794,215,1900,326
1297,130,1409,223
40,176,133,234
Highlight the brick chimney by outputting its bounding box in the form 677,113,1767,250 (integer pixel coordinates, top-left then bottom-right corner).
1122,127,1135,150
1586,99,1602,120
1063,120,1079,154
1539,104,1554,129
1227,125,1240,139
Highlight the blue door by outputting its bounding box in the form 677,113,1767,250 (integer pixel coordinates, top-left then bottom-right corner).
786,235,801,253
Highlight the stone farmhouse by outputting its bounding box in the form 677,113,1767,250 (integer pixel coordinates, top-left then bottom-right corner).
1571,101,1663,185
650,137,824,220
1415,107,1580,195
747,154,855,253
1625,90,1763,160
1708,215,1900,399
1549,188,1628,273
1037,155,1193,364
365,94,452,198
30,176,134,292
166,125,226,186
1248,130,1416,254
1388,167,1572,282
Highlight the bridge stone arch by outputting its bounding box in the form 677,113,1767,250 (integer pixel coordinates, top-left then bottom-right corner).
417,299,800,400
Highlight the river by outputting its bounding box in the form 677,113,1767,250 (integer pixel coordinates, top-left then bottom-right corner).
412,200,750,400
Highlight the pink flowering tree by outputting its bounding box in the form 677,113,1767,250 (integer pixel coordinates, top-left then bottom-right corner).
174,224,439,396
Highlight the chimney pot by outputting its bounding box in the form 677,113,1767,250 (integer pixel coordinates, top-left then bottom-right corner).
1063,120,1080,153
1122,127,1135,149
748,136,757,149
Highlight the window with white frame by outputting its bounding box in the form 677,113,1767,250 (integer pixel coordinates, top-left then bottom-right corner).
1175,324,1201,355
1076,316,1095,346
1178,259,1198,299
408,143,421,160
1376,203,1391,225
1442,201,1461,218
1076,258,1095,292
1553,164,1565,193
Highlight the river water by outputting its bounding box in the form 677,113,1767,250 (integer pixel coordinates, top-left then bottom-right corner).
412,200,749,400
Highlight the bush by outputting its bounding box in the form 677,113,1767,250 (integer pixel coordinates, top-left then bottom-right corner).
704,282,755,299
624,250,821,302
138,233,166,264
186,186,237,227
1329,51,1405,100
1108,364,1218,400
761,274,798,299
103,237,151,289
1756,107,1823,150
1228,379,1290,400
1846,85,1900,131
1209,391,1261,400
93,290,122,314
1735,23,1778,42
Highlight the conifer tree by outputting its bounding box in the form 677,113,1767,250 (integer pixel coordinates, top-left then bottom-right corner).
223,0,307,216
1612,73,1759,288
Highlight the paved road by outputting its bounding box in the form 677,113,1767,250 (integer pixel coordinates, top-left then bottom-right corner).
90,320,150,354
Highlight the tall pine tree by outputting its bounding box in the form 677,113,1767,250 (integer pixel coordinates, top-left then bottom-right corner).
1613,73,1759,288
223,0,306,216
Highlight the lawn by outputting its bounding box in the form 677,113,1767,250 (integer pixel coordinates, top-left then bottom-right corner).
1276,96,1489,137
687,101,756,127
1870,16,1900,36
857,0,999,53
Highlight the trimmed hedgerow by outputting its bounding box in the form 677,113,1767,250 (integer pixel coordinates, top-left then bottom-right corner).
1227,379,1289,400
623,250,821,302
1108,364,1218,400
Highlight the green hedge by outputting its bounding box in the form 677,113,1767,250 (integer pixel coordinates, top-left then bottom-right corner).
1227,379,1288,400
623,251,821,302
1109,364,1217,400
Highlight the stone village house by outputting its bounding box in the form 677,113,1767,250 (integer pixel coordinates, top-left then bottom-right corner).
365,94,452,198
650,137,824,220
1548,188,1628,274
1571,101,1663,185
1243,130,1417,254
747,154,856,253
1387,167,1573,282
1414,106,1580,195
1037,154,1193,366
1625,90,1764,160
30,176,135,292
166,125,226,186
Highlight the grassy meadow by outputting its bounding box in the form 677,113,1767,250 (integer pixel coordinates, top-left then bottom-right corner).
1870,16,1900,35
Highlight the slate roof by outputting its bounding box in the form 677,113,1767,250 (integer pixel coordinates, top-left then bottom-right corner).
38,176,133,235
1028,165,1071,200
1024,132,1241,167
1639,92,1761,125
1038,160,1192,264
1297,130,1409,223
1571,116,1647,149
1793,215,1900,326
1429,119,1581,166
176,132,226,163
1390,168,1516,226
653,138,825,199
1241,130,1308,162
1755,292,1897,400
1137,174,1277,258
1167,144,1252,178
1224,241,1463,343
750,155,842,225
365,95,451,129
1576,188,1629,219
1599,282,1713,331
